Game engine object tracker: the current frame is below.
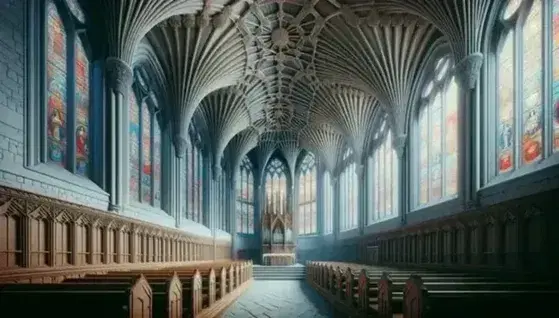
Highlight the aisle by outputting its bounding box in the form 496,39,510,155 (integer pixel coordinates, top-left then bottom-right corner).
221,280,340,318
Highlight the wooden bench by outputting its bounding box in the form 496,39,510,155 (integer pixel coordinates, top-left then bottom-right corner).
307,261,544,318
64,272,182,318
0,275,152,318
403,274,559,317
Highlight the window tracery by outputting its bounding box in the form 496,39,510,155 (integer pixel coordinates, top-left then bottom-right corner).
298,153,317,235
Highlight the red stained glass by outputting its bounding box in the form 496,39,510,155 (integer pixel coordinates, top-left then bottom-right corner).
153,121,161,207
47,3,67,167
521,4,543,165
75,38,89,176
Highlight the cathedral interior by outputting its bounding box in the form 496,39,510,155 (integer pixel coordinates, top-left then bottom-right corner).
0,0,559,317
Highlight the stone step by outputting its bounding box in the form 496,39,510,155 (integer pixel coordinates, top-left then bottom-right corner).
253,276,306,280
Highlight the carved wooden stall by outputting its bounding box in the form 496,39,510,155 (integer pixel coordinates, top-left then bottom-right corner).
0,187,231,282
359,189,558,274
261,208,296,265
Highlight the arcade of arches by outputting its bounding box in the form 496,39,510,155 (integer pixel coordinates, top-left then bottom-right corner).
1,0,559,315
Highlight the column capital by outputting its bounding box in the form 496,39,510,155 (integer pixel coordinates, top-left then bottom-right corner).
173,134,187,158
354,163,365,179
455,53,484,90
392,134,407,159
105,57,133,95
212,164,222,181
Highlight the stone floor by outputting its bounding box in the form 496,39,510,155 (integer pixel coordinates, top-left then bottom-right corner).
221,280,341,318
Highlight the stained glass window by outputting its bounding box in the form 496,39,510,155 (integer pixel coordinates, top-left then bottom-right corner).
554,0,559,152
188,142,203,223
340,150,358,231
141,102,152,204
493,0,559,177
128,79,162,207
298,153,317,235
323,172,333,234
265,158,288,215
74,37,89,176
128,90,141,202
416,56,458,207
45,1,92,177
236,156,254,234
367,129,399,224
47,2,68,167
153,118,161,208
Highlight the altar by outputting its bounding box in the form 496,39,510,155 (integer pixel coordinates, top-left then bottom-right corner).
261,186,296,265
262,253,296,266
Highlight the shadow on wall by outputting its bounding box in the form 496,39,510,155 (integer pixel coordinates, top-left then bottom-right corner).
296,242,360,264
237,249,259,263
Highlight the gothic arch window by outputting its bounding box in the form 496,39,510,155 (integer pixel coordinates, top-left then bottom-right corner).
298,153,317,235
415,55,459,207
236,157,254,234
265,158,288,215
340,148,358,231
323,171,334,234
487,0,559,181
128,77,162,208
45,0,93,177
367,126,399,224
186,129,204,223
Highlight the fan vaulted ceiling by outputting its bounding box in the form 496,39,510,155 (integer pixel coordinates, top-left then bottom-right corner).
85,0,501,177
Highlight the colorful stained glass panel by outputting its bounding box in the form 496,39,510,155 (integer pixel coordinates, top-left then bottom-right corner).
153,121,161,207
430,95,443,200
141,103,152,204
553,0,559,152
75,38,89,176
521,4,543,165
47,3,68,167
498,33,515,173
445,79,459,196
128,91,140,201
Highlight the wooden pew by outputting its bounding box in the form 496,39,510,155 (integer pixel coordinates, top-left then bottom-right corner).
64,272,182,318
402,274,559,318
0,275,152,318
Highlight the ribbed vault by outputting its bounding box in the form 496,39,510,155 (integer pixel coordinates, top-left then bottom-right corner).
310,84,380,166
144,12,252,155
114,0,499,175
315,10,443,137
299,123,347,175
193,77,268,178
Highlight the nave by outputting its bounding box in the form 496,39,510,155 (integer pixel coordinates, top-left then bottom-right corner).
222,280,337,318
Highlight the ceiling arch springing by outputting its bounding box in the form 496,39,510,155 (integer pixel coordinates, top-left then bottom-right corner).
144,12,253,155
299,123,347,176
223,127,260,178
315,9,443,137
310,84,380,166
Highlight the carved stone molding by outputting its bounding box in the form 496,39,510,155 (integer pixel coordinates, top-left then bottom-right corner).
173,135,188,158
105,57,133,95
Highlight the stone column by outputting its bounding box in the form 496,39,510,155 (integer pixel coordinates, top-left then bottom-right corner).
332,176,340,241
355,163,366,235
228,173,237,259
203,157,211,228
455,53,483,211
105,57,133,212
393,135,408,225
